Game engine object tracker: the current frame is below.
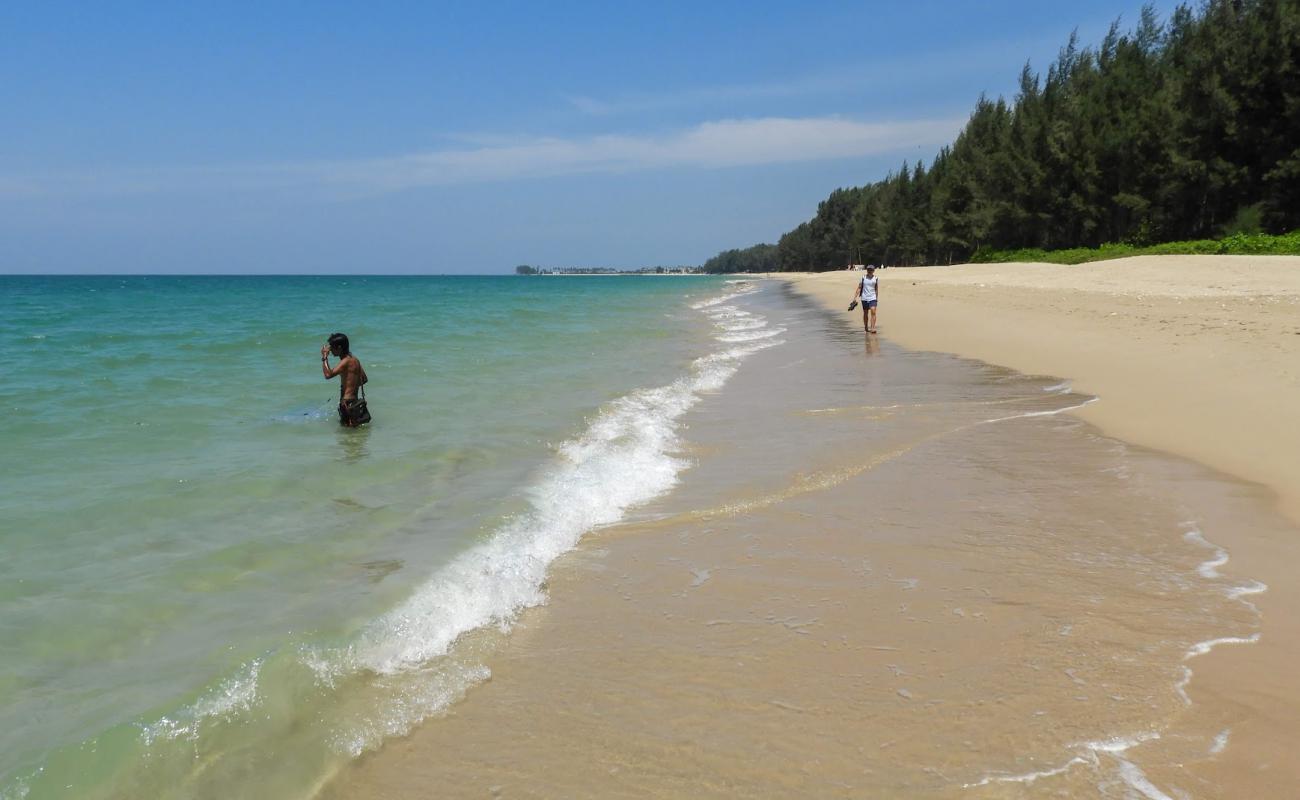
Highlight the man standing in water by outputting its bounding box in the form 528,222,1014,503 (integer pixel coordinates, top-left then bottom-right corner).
851,265,880,333
321,332,370,427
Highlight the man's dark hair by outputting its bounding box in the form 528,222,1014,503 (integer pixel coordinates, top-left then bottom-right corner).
328,332,350,355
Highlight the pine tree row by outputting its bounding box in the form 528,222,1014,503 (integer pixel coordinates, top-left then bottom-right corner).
705,1,1300,273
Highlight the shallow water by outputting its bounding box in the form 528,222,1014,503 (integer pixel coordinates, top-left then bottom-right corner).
1,275,747,799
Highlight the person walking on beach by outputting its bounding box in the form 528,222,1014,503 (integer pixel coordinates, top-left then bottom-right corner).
321,332,370,427
851,266,880,333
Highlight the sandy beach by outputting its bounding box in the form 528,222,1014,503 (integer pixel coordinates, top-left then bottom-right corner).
785,256,1300,794
784,256,1300,523
321,261,1300,799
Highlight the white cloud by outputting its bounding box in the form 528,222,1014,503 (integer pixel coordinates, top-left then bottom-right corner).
315,116,960,191
561,73,860,117
3,116,963,198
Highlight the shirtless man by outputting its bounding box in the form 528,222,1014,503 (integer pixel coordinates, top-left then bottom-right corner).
321,332,370,427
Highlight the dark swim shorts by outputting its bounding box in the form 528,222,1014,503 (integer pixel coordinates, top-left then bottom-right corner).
337,398,370,427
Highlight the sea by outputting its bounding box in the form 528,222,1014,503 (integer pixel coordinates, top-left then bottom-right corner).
1,275,754,798
0,275,1283,798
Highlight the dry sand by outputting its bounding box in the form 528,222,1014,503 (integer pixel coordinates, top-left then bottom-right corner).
785,255,1300,793
784,256,1300,523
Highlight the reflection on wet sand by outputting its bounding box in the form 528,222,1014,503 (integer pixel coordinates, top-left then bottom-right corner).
337,424,372,463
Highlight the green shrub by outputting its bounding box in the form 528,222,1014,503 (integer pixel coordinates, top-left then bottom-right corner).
971,230,1300,265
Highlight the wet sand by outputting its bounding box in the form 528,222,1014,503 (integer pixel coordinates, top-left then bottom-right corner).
784,256,1300,522
786,257,1300,795
321,278,1297,798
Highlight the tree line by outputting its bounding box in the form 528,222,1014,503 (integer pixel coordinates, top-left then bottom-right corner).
516,264,701,274
702,0,1300,273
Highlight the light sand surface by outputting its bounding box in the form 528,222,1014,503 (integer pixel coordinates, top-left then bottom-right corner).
784,256,1300,522
785,255,1300,792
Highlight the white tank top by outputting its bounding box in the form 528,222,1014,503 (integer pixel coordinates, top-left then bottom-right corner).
860,275,878,302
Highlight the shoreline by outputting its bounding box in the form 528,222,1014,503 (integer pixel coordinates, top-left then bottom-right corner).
777,256,1300,522
781,255,1300,792
320,270,1300,798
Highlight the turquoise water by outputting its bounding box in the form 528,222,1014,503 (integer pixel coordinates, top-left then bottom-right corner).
0,275,748,798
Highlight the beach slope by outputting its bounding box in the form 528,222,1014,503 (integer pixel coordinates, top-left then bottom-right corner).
784,255,1300,791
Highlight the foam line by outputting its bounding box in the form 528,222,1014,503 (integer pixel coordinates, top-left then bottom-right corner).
1115,758,1176,800
963,757,1089,787
140,660,263,746
290,282,784,755
1184,634,1261,659
1183,528,1229,578
1225,580,1268,601
967,732,1164,791
1176,634,1261,706
977,396,1098,426
717,327,786,343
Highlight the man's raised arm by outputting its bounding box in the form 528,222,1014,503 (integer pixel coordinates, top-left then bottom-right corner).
321,345,345,379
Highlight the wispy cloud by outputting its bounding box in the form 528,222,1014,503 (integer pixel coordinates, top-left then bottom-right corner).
561,75,853,117
559,31,1084,119
3,116,963,199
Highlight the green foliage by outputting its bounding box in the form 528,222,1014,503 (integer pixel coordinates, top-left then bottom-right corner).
1218,203,1265,236
701,243,779,273
700,0,1300,272
973,228,1300,264
515,264,538,275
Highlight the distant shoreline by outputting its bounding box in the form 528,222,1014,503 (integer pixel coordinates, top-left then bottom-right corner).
533,272,709,276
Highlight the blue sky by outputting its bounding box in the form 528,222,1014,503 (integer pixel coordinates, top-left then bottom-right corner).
2,1,1157,273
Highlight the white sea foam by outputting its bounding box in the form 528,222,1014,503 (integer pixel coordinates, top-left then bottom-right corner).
704,305,748,319
691,284,757,309
0,781,30,800
978,396,1098,426
1179,523,1270,625
1225,579,1268,601
1181,526,1270,611
1114,758,1176,800
967,732,1164,792
141,660,263,745
1183,528,1229,578
717,327,786,343
1043,381,1072,393
1174,665,1194,705
1175,634,1261,705
716,317,769,332
303,282,783,752
1184,633,1260,659
964,757,1090,787
346,373,703,674
1078,731,1160,754
1209,728,1231,755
